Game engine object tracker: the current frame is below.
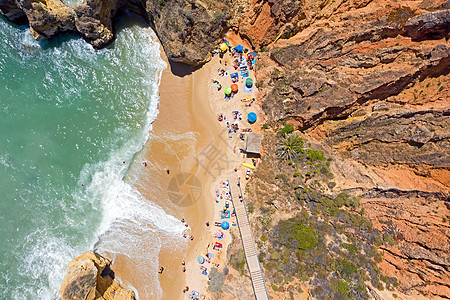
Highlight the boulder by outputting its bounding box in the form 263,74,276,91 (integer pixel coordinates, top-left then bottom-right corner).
60,251,135,300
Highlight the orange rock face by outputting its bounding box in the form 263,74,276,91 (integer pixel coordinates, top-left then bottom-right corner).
242,0,449,298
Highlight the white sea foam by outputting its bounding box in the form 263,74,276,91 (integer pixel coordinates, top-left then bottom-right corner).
73,27,186,299
0,18,180,300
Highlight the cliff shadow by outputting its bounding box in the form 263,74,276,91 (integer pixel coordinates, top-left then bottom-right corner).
168,60,201,77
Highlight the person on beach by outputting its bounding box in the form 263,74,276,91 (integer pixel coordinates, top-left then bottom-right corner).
206,221,210,227
158,266,164,274
143,161,147,167
182,260,185,266
166,168,170,174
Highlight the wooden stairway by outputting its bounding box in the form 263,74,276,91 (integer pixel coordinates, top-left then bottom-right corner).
229,177,269,300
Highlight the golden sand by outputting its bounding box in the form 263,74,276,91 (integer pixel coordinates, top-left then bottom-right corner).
110,35,262,299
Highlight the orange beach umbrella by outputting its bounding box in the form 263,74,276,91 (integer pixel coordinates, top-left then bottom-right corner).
231,84,238,92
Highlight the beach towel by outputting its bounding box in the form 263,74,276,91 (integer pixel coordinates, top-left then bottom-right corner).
243,85,253,93
241,70,249,78
239,65,248,71
221,210,231,219
230,72,238,79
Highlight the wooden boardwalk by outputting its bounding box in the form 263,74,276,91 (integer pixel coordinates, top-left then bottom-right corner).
229,177,269,300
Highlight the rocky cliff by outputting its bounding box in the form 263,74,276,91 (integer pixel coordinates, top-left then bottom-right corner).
245,0,449,298
59,251,135,300
0,0,239,65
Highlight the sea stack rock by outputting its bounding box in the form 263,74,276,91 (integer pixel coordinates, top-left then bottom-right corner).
59,251,135,300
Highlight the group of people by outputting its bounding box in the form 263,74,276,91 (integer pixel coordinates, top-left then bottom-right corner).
181,39,259,299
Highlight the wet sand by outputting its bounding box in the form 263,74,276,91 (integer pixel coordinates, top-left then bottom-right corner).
152,51,226,300
117,45,229,299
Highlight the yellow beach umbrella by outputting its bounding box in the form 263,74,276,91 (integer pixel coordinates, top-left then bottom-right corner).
220,43,228,51
241,163,255,169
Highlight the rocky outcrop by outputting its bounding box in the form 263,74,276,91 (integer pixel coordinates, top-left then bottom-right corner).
60,251,135,300
0,0,26,23
404,9,450,41
0,0,233,65
250,2,449,298
362,194,450,298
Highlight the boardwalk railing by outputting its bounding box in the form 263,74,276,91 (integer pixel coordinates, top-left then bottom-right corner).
229,177,269,300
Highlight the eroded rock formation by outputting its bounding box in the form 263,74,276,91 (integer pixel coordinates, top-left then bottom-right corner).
246,1,449,298
0,0,234,65
60,251,135,300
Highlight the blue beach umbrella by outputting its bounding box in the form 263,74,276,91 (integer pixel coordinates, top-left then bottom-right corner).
221,221,230,230
247,112,257,123
234,45,244,53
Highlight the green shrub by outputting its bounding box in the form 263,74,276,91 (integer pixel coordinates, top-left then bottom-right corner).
276,217,319,250
279,123,294,135
383,233,396,246
247,202,254,213
337,259,358,278
208,267,226,292
258,252,266,262
271,250,281,260
337,280,350,295
306,149,325,161
341,243,358,255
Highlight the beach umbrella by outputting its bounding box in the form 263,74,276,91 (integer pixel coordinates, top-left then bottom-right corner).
245,78,253,87
231,84,238,92
197,255,205,264
247,112,257,123
221,221,230,230
234,45,244,53
224,86,232,95
220,43,228,51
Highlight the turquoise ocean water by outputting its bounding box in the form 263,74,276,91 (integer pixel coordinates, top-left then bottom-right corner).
0,15,185,299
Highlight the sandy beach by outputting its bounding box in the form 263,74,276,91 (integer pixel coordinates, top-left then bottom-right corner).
109,31,262,300
154,34,262,299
